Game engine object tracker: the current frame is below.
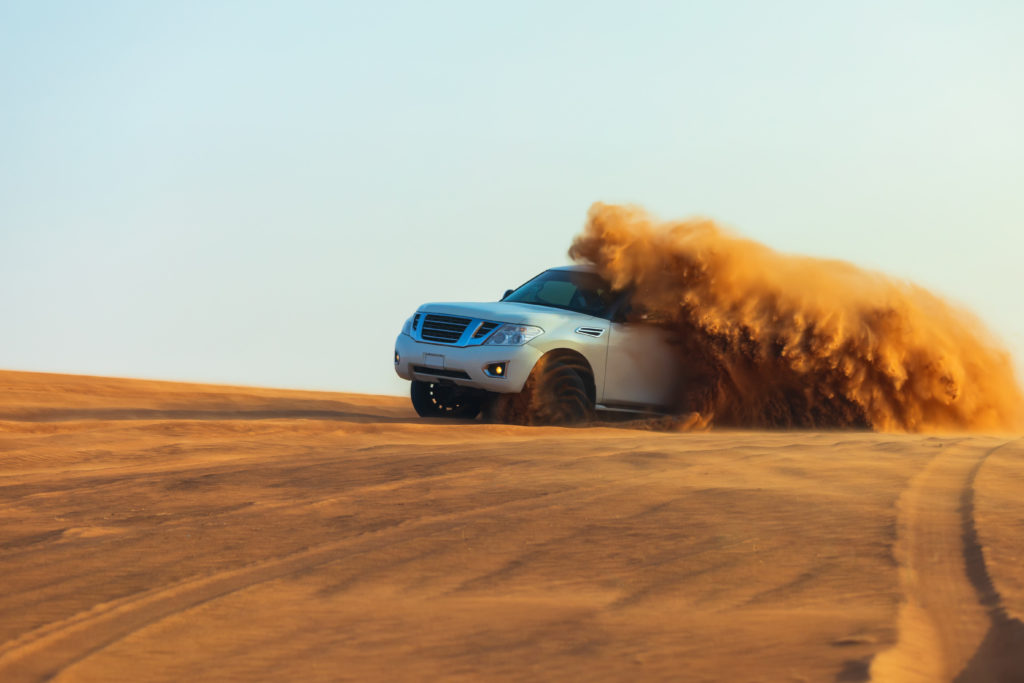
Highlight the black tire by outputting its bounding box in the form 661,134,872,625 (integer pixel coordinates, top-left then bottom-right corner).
488,358,594,426
410,380,483,419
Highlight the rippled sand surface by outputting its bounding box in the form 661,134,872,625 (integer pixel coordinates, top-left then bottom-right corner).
1,371,1021,682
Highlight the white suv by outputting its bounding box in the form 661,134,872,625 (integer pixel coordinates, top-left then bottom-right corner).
394,265,682,424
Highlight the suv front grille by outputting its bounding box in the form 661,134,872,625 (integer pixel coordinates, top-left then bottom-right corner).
420,314,472,343
473,321,499,339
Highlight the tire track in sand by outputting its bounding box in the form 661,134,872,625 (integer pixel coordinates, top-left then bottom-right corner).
870,439,1024,683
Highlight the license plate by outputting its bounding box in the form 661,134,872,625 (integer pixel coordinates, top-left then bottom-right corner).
423,353,445,369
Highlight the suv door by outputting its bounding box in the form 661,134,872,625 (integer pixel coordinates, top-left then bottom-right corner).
600,301,682,410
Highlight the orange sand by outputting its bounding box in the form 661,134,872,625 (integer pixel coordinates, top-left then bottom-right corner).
0,370,1021,681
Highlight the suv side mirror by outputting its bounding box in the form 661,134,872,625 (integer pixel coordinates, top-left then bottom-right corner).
501,289,513,301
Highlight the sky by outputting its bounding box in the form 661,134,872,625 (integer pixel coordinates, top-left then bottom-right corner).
2,1,1023,397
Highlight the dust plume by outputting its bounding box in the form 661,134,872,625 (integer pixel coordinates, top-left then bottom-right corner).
570,203,1023,431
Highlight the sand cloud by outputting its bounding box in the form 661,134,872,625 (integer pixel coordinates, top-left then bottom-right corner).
570,204,1023,431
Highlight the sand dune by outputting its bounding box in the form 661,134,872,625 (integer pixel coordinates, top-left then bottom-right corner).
0,370,1021,681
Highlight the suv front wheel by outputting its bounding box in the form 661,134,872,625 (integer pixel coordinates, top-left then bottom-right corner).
487,358,594,426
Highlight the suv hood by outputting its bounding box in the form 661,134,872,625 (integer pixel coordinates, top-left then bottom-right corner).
419,301,606,326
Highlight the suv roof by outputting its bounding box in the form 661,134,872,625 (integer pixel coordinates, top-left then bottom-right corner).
548,264,597,273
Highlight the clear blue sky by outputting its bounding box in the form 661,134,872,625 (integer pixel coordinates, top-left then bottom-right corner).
2,1,1022,396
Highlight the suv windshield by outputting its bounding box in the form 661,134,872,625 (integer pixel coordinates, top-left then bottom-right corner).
503,269,617,318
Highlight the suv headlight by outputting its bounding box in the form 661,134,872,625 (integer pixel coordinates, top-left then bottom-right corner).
484,324,543,346
401,314,416,336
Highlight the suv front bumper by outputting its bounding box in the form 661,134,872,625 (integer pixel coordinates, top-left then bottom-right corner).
394,333,540,394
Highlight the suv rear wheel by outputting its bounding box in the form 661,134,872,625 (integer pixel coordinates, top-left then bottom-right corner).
410,380,483,419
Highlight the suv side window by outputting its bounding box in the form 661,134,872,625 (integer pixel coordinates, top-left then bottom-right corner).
614,295,670,324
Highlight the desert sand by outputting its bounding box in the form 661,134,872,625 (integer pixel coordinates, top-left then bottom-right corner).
0,370,1021,682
